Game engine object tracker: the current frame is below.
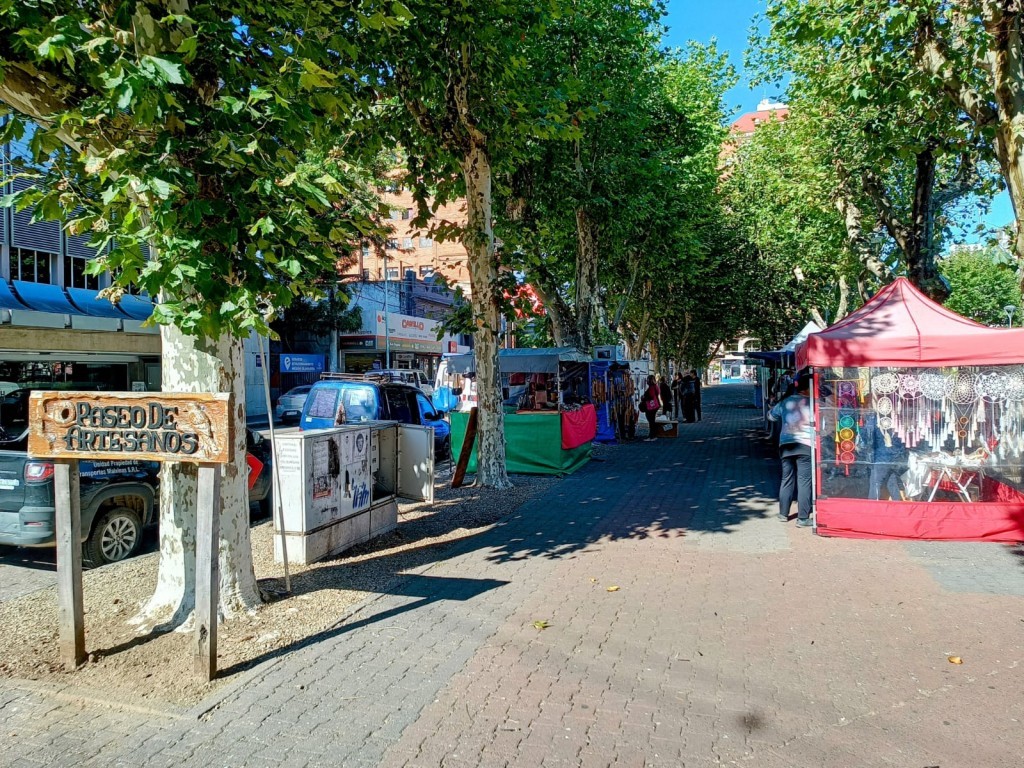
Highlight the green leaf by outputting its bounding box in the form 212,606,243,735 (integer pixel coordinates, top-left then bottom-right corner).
143,56,185,85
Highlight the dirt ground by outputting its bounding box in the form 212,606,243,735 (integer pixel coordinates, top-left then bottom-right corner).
0,473,557,711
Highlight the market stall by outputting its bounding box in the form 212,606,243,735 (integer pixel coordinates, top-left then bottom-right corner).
796,277,1024,541
449,347,597,474
750,320,821,430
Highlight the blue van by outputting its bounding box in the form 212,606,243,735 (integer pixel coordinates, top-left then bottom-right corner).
299,379,451,458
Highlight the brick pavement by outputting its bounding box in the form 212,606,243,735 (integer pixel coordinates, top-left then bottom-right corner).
1,383,1022,768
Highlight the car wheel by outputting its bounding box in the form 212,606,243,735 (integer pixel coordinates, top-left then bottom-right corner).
440,436,452,462
83,507,143,568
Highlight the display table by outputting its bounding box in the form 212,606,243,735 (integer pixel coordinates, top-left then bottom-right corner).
451,406,595,475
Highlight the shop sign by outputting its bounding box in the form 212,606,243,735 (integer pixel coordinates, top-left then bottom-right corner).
374,312,441,350
281,353,325,374
28,392,233,463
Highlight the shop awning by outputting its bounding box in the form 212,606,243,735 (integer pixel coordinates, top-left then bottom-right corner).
116,293,156,321
66,287,129,319
0,280,29,310
12,281,77,314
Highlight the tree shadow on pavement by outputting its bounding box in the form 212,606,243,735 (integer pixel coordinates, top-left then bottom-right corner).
218,572,507,678
478,387,783,564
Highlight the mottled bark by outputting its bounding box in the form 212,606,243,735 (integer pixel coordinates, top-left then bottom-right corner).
918,6,1024,265
132,328,260,631
461,143,511,490
573,208,601,352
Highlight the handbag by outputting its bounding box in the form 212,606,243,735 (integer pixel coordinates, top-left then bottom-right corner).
643,389,659,412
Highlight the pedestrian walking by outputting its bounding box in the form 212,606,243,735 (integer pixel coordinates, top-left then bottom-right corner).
671,372,685,421
768,371,814,526
659,375,673,417
640,375,661,440
690,368,702,422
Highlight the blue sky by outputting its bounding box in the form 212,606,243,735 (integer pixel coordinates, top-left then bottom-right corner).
661,0,1013,241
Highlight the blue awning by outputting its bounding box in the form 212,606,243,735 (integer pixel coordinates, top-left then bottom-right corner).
66,287,130,319
12,281,76,314
117,293,155,321
0,280,29,310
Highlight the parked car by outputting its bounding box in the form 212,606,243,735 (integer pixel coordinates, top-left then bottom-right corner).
0,424,272,567
365,369,434,398
300,378,450,458
274,384,313,424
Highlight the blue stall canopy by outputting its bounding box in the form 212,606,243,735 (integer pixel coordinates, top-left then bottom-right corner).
117,293,156,321
12,281,77,314
66,287,129,319
448,347,591,375
0,280,29,310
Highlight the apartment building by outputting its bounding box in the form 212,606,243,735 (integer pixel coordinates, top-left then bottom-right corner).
348,187,472,296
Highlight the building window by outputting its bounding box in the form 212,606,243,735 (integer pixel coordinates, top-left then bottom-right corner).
361,245,371,258
419,265,435,278
385,268,400,280
419,236,433,248
385,238,398,250
64,255,100,290
402,237,413,250
401,208,413,220
362,268,370,280
10,247,53,284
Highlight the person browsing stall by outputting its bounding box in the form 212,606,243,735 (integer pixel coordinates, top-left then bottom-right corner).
768,372,815,526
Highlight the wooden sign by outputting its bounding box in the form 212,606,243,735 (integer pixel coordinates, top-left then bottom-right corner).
28,392,233,464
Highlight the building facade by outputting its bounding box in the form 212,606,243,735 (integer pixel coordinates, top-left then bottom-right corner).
0,139,160,398
345,187,473,296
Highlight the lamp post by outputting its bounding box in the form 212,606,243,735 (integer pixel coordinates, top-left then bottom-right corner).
1004,304,1017,328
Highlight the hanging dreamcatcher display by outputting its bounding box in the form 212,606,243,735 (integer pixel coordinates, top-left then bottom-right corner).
861,366,1024,460
834,379,862,474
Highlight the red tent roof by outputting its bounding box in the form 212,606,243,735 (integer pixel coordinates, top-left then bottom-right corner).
796,277,1024,368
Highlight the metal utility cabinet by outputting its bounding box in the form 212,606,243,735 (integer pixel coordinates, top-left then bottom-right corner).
273,422,434,564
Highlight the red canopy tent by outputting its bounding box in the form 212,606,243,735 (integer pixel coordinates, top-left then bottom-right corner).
797,277,1024,368
796,278,1024,542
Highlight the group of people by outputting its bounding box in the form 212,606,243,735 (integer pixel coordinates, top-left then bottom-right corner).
640,370,703,438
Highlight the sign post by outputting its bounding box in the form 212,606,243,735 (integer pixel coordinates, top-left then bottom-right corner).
29,391,233,680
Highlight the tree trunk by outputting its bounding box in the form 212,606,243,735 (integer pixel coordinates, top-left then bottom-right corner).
530,267,573,347
907,143,949,301
461,143,512,490
132,327,260,631
573,207,601,352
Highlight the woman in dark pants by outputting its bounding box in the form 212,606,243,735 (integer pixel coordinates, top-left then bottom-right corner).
641,375,661,440
768,374,814,525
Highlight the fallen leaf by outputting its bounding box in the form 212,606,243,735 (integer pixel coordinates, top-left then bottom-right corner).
606,585,620,592
948,656,963,665
532,620,550,630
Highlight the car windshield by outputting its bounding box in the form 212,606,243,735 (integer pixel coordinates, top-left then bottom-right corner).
342,385,377,421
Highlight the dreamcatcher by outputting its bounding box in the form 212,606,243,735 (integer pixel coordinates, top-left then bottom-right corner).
834,379,861,474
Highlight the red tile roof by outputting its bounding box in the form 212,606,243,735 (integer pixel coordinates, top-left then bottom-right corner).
730,107,789,135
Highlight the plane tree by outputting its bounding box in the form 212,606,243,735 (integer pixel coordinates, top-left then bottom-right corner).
0,0,391,628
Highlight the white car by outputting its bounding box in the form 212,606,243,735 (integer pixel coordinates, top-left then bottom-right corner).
274,385,312,423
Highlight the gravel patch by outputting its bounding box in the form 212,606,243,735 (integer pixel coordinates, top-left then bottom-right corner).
0,470,558,710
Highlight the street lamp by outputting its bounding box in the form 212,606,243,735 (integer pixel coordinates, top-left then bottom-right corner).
1005,304,1017,328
